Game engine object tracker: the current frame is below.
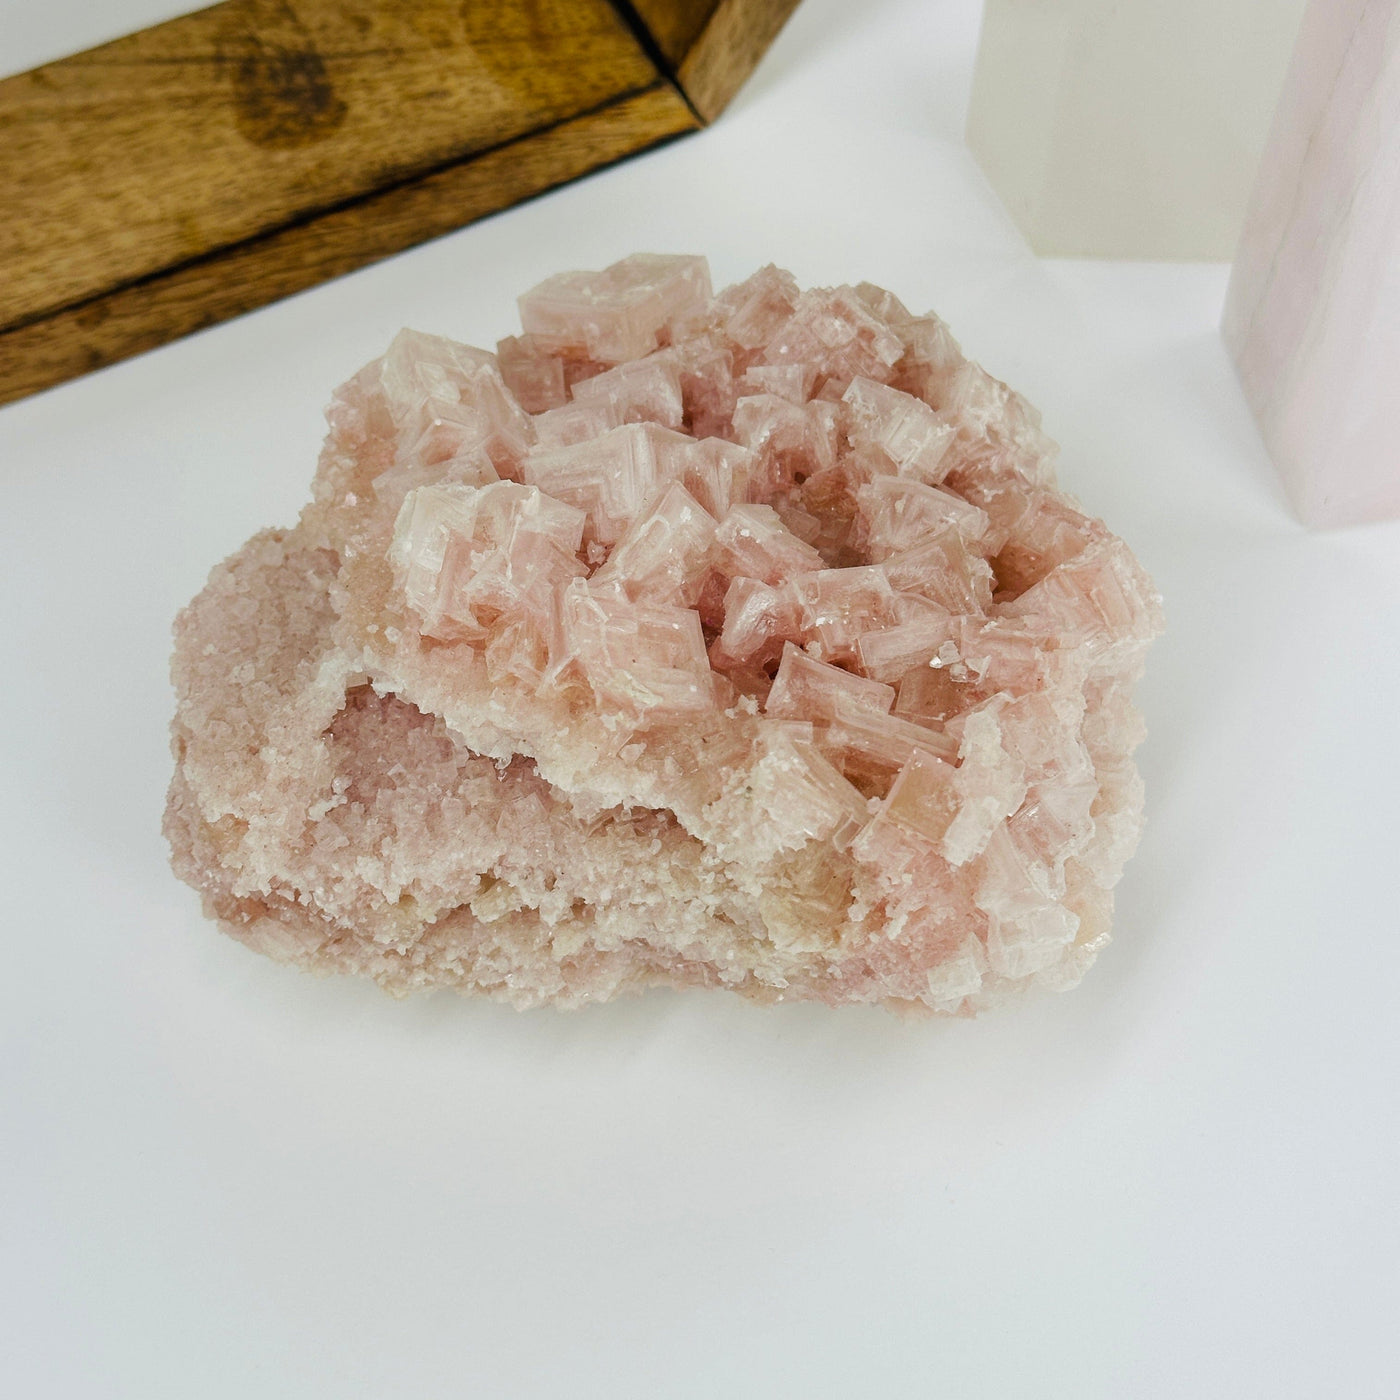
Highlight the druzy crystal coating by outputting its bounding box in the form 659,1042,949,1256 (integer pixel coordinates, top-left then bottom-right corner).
166,255,1162,1012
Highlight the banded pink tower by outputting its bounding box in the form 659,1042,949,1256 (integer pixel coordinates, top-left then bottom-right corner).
1224,0,1400,528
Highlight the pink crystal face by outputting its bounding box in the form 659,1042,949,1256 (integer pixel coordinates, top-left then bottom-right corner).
166,253,1163,1013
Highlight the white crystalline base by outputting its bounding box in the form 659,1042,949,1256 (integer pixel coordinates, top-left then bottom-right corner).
166,255,1162,1014
966,0,1307,259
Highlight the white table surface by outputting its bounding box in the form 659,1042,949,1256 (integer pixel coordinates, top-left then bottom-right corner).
3,2,1398,1396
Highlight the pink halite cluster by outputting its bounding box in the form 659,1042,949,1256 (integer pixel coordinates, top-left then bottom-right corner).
166,255,1162,1013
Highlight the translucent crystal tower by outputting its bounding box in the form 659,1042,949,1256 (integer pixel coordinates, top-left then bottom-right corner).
166,255,1162,1014
966,0,1307,258
1223,0,1400,528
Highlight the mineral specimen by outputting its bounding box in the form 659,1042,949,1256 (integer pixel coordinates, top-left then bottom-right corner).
1223,0,1400,528
166,255,1162,1013
966,0,1308,258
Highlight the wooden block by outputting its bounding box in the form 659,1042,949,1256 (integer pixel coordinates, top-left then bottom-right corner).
674,0,805,122
627,0,804,119
0,0,802,406
0,1,663,333
628,0,726,66
0,86,694,406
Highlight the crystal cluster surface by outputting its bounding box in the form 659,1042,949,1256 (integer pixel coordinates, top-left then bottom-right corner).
166,255,1162,1013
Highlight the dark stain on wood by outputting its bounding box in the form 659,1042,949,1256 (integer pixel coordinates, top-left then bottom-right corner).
222,4,348,149
0,0,803,406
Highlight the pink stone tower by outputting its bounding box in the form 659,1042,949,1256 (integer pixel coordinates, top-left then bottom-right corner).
1223,0,1400,528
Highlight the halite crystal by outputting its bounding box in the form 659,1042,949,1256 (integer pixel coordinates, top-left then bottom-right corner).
166,253,1162,1013
518,253,711,362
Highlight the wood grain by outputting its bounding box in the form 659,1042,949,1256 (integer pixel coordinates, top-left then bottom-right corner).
626,0,721,66
677,0,803,121
0,0,655,331
0,0,798,406
0,84,696,406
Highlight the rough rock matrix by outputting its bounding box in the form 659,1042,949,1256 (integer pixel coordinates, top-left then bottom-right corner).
167,255,1163,1013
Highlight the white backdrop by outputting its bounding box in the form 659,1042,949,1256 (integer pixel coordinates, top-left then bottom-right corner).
2,2,1397,1396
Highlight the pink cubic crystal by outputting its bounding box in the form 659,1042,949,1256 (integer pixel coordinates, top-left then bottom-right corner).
166,254,1163,1013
